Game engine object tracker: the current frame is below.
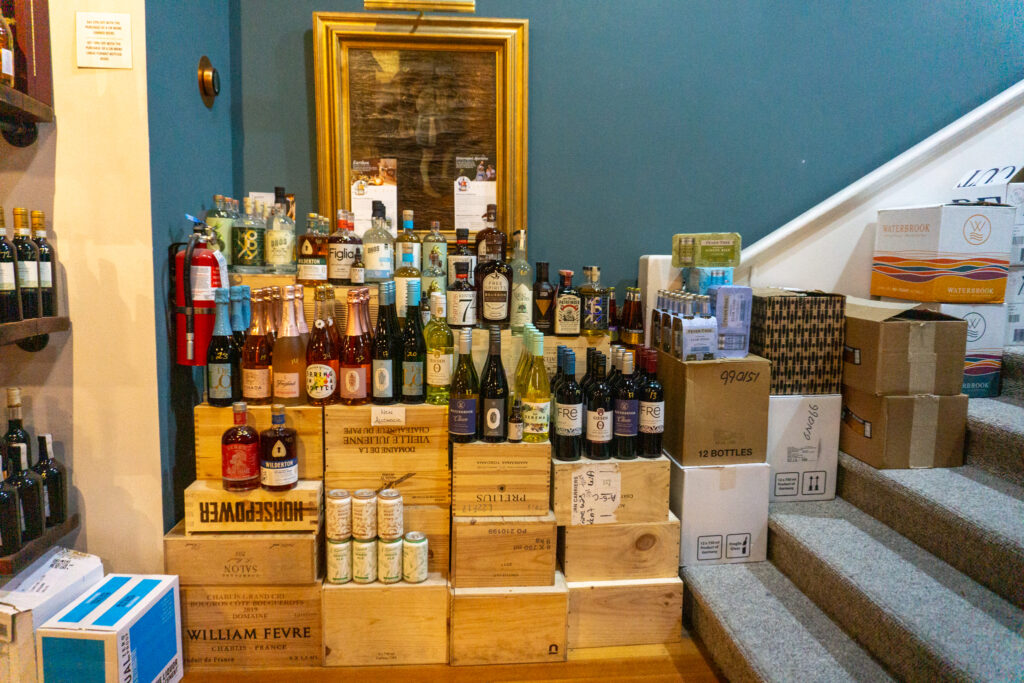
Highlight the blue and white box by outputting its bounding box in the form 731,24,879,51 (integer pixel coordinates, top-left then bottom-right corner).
684,267,733,295
707,284,752,358
928,303,1006,397
36,574,182,683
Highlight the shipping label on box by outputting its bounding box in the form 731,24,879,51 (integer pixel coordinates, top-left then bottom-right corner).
951,163,1024,265
767,395,839,502
1007,268,1024,346
872,204,1014,302
668,459,769,567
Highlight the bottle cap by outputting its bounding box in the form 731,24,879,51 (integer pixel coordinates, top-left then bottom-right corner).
430,220,441,229
271,404,285,423
484,204,497,221
622,352,634,374
232,402,247,413
7,387,21,405
559,269,573,278
565,351,576,376
455,227,469,241
406,279,421,307
402,209,413,222
214,288,230,303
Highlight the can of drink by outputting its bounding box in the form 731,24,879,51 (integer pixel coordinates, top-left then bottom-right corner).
377,488,404,541
377,537,403,584
326,489,352,541
326,537,352,584
352,538,377,584
402,531,429,583
351,489,377,540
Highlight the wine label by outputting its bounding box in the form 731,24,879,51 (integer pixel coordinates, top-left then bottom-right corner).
447,290,477,327
582,292,609,332
266,229,295,266
423,241,447,270
482,397,507,438
43,485,50,519
341,365,369,399
427,351,452,386
242,368,271,399
232,226,265,266
208,363,234,400
273,371,301,399
402,361,424,397
329,242,358,280
555,293,581,334
1,49,13,77
586,406,613,443
261,450,298,486
449,397,477,436
223,443,259,481
614,398,639,437
0,262,14,291
482,272,510,320
372,360,394,398
447,254,476,283
306,363,338,399
398,242,422,270
350,265,365,284
639,400,665,434
554,401,583,436
522,400,551,435
16,260,39,289
508,420,524,442
189,264,212,301
327,539,352,584
38,262,53,289
511,283,532,328
364,242,394,279
297,262,327,282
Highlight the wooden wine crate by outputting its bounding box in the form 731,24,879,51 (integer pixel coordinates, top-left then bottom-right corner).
405,504,451,578
452,440,551,516
566,577,683,648
324,404,449,506
194,403,324,481
559,512,680,582
322,573,450,666
181,584,322,670
164,520,321,585
183,479,322,534
551,455,670,526
451,512,556,588
450,571,568,666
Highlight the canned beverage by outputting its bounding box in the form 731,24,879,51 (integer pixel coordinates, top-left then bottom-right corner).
402,531,429,583
352,538,377,584
352,489,377,540
326,537,352,584
377,537,403,584
377,488,404,541
326,489,352,541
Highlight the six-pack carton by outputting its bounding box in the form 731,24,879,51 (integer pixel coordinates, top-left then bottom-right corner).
951,163,1024,265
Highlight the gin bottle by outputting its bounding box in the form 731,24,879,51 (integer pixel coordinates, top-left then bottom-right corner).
508,230,533,334
579,265,609,339
266,204,297,274
422,220,448,273
363,201,395,283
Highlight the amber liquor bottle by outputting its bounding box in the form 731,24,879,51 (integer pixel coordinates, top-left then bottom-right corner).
32,434,67,527
260,404,298,491
554,269,581,337
475,240,512,328
297,213,328,286
223,402,260,491
474,203,506,258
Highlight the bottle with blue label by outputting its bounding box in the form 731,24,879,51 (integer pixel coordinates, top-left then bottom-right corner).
260,404,298,491
363,201,395,282
207,287,242,406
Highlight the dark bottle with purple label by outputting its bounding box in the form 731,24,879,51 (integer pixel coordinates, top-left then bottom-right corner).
613,351,639,460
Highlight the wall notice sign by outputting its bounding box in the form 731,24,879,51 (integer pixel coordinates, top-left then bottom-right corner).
76,12,132,69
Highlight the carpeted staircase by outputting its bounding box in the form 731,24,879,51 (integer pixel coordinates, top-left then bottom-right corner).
683,347,1024,682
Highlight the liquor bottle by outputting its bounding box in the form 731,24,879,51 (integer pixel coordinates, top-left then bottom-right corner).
222,402,260,492
350,244,366,285
608,287,619,343
521,332,551,443
579,266,608,339
613,352,639,460
266,204,297,274
30,211,56,317
11,208,38,319
229,285,246,351
446,261,477,330
448,328,479,443
639,349,665,457
372,282,399,405
394,250,421,326
476,239,512,328
307,286,340,406
364,201,395,283
424,292,454,406
553,350,583,461
585,355,614,460
447,228,476,285
474,203,506,258
420,247,446,302
207,288,241,406
297,212,328,286
401,280,426,404
7,444,44,542
532,262,555,333
0,10,14,88
554,269,581,337
422,220,447,274
508,230,532,334
396,210,422,273
242,291,273,405
232,197,266,273
260,404,297,491
33,434,67,526
508,399,524,443
0,464,21,555
272,286,307,406
340,287,372,405
0,208,19,323
4,387,30,472
620,287,645,348
479,325,509,442
206,195,233,265
329,210,359,286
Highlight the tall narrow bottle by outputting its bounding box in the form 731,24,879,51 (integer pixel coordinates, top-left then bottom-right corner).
394,249,421,326
585,355,614,460
30,211,55,317
639,349,665,457
307,286,340,405
613,352,639,459
448,329,479,443
579,265,608,339
424,292,454,406
446,261,477,330
0,12,15,88
401,280,426,404
266,204,297,274
509,230,533,334
340,288,372,405
329,210,360,286
372,282,399,405
532,262,555,333
242,291,273,405
294,287,310,349
0,207,19,323
0,463,21,555
206,195,233,265
447,228,476,285
521,332,551,443
33,434,67,526
553,350,583,461
260,404,298,491
272,286,307,406
396,210,422,273
420,247,446,303
325,284,343,350
422,220,447,274
222,402,260,492
11,208,38,319
363,201,395,283
207,288,241,406
229,286,247,351
608,286,619,343
480,325,509,443
8,444,44,542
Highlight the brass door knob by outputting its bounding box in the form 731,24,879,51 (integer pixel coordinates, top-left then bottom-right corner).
197,55,220,108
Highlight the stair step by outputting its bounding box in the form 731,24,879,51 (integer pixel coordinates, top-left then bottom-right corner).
966,397,1024,487
683,562,892,682
1003,347,1024,400
837,452,1024,609
768,499,1024,682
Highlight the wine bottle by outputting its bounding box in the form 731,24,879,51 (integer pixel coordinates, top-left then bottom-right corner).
306,285,340,405
580,347,597,394
480,325,509,443
585,355,613,460
508,398,524,443
294,286,310,350
3,388,30,465
401,279,426,404
521,332,551,443
448,328,479,443
0,464,21,555
553,350,583,461
613,351,639,460
639,349,665,457
532,262,555,333
8,444,44,541
340,287,372,405
33,434,67,527
0,208,20,323
31,211,56,317
11,208,38,319
424,292,454,406
372,281,399,405
272,286,307,406
207,288,242,406
260,404,297,491
241,290,273,405
229,285,247,351
513,326,535,399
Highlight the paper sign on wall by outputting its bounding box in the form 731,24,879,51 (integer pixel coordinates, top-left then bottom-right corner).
453,155,497,233
76,12,132,69
351,158,398,238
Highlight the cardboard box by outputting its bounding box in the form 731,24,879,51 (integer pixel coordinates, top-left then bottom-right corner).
842,297,967,396
951,163,1024,265
928,303,1006,398
668,459,769,567
750,288,845,395
1,548,104,683
767,395,839,502
659,350,769,466
183,479,323,534
550,455,670,526
566,577,682,648
872,204,1014,302
37,575,182,683
840,386,967,469
452,440,551,516
451,512,556,588
672,233,742,268
708,284,753,358
1007,268,1024,345
683,266,733,295
638,255,684,347
558,512,680,582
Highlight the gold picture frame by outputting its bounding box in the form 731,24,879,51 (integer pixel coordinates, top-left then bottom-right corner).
313,12,528,247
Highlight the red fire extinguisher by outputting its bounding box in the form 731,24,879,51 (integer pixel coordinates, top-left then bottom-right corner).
173,217,223,365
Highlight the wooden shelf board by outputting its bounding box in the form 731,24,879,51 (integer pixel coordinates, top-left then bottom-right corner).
0,83,54,123
0,513,80,576
0,316,70,346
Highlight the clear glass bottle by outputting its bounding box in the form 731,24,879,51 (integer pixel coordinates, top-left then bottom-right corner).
508,230,533,334
306,285,340,406
242,290,273,405
520,331,551,443
424,292,454,406
422,220,448,274
420,247,447,300
272,285,307,406
265,203,297,274
206,195,233,265
363,201,395,283
232,197,266,273
396,210,422,273
579,265,609,339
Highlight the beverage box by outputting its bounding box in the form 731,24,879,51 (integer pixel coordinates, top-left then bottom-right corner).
183,479,323,534
683,267,733,295
558,512,680,582
871,204,1014,303
550,455,670,526
1004,267,1023,346
452,440,551,516
638,255,684,348
842,297,967,396
668,458,769,566
766,395,840,502
36,574,182,683
658,350,769,466
1,548,104,683
707,284,752,359
840,386,967,469
566,577,682,649
951,163,1024,265
451,512,556,588
750,288,846,395
672,232,742,268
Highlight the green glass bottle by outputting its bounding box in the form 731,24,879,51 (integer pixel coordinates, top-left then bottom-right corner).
424,292,454,406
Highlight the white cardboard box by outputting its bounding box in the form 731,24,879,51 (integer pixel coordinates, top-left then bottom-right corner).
37,574,182,683
638,255,684,347
668,459,769,567
927,303,1006,397
1007,267,1024,346
951,163,1024,265
767,395,839,502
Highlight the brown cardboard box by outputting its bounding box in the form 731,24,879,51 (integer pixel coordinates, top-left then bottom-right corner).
750,289,845,395
840,386,967,468
843,297,967,395
659,350,769,466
